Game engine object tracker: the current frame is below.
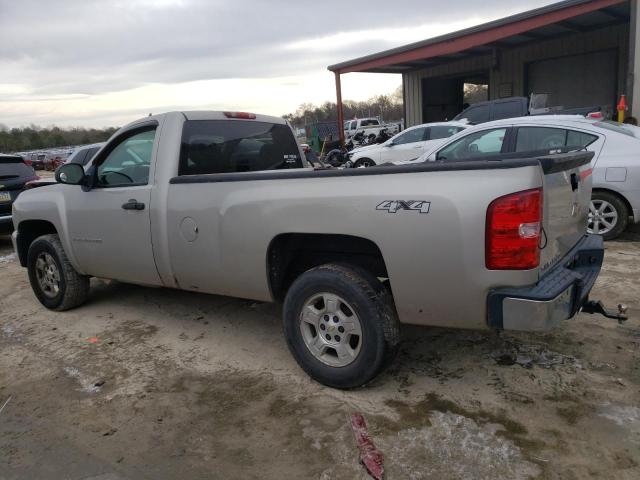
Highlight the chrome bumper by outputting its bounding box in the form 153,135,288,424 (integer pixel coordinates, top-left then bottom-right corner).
487,234,604,332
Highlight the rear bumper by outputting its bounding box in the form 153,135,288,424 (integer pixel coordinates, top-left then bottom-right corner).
0,214,13,233
487,234,604,331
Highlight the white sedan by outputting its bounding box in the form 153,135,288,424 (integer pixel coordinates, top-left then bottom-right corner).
348,121,468,168
403,115,640,240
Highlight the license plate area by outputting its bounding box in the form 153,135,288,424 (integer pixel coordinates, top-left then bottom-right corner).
0,192,11,203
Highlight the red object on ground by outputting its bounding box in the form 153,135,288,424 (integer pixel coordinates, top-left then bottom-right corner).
88,337,98,344
350,412,384,480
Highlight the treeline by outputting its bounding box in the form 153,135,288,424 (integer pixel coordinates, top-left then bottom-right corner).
0,124,118,152
283,86,403,128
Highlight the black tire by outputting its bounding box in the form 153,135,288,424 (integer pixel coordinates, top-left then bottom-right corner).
354,158,375,168
27,234,90,311
590,191,629,241
283,263,400,389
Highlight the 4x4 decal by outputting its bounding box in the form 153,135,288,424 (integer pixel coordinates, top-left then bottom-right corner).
376,200,431,214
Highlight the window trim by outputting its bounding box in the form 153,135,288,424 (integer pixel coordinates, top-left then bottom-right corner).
89,122,158,189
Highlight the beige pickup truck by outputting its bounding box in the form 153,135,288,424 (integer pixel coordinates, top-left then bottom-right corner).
11,111,619,388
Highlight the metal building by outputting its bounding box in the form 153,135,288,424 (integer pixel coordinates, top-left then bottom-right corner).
328,0,639,142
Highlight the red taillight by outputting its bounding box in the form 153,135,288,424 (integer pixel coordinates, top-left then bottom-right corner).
587,111,603,119
223,111,256,119
579,167,593,180
486,188,542,270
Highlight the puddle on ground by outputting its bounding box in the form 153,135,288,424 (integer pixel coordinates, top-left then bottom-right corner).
379,411,541,480
597,403,640,444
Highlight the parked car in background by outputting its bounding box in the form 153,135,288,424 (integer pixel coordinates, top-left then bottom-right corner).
24,143,105,190
343,117,400,143
24,152,46,170
0,154,39,233
348,122,468,167
405,115,640,240
453,95,601,124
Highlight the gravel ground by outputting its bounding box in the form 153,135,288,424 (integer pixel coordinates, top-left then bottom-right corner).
0,228,638,480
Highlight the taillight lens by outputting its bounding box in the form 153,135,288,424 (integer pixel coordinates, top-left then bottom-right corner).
486,188,542,270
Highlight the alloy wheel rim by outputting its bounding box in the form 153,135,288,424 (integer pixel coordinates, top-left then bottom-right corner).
299,292,363,367
588,200,618,235
35,252,61,298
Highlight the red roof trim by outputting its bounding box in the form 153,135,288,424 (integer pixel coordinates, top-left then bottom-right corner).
332,0,625,73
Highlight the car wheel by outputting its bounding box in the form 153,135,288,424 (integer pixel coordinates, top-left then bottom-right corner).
354,158,375,168
27,234,90,311
283,263,399,389
588,191,629,240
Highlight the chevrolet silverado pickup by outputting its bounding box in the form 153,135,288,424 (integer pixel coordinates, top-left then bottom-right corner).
11,111,612,388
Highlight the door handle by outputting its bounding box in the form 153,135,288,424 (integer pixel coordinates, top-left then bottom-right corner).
122,199,145,210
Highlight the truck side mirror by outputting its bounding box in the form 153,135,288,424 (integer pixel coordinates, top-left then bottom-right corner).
55,163,86,185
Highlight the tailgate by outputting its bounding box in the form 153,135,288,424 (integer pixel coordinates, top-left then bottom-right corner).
538,151,594,276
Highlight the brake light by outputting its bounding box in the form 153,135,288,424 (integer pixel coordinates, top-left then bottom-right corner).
486,188,542,270
223,111,256,119
579,167,593,180
587,111,603,119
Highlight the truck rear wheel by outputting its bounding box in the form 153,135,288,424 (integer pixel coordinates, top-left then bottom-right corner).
283,263,399,389
27,234,90,311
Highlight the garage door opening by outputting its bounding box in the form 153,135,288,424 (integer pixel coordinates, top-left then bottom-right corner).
421,73,489,123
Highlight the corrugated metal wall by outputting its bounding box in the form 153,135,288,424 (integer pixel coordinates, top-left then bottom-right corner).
403,24,629,127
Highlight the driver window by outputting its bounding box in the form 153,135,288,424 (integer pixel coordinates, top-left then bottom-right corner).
436,128,507,161
97,129,156,186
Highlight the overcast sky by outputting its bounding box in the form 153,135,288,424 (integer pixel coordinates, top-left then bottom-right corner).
0,0,557,128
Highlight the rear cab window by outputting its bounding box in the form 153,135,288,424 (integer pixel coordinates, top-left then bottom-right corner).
179,120,302,176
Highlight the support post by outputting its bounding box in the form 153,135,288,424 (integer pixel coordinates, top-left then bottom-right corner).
335,71,345,145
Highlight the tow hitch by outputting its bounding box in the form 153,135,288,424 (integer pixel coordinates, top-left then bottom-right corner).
581,300,628,323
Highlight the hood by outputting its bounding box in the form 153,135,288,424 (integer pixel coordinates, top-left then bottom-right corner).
350,143,383,155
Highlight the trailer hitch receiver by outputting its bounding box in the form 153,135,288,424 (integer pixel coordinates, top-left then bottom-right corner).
581,300,628,323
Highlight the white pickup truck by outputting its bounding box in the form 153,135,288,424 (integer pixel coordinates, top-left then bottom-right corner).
11,111,619,388
343,117,400,142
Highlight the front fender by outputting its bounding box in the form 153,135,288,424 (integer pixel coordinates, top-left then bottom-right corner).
12,185,85,274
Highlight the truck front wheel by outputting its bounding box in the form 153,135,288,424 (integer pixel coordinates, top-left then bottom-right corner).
27,234,90,311
283,264,399,389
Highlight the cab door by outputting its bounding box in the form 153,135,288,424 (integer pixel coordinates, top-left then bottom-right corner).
63,124,161,286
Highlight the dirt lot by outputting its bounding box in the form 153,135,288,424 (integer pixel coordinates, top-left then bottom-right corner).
1,229,639,480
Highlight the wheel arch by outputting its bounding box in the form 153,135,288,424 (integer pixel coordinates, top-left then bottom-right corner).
592,187,634,221
15,219,58,267
266,233,391,303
